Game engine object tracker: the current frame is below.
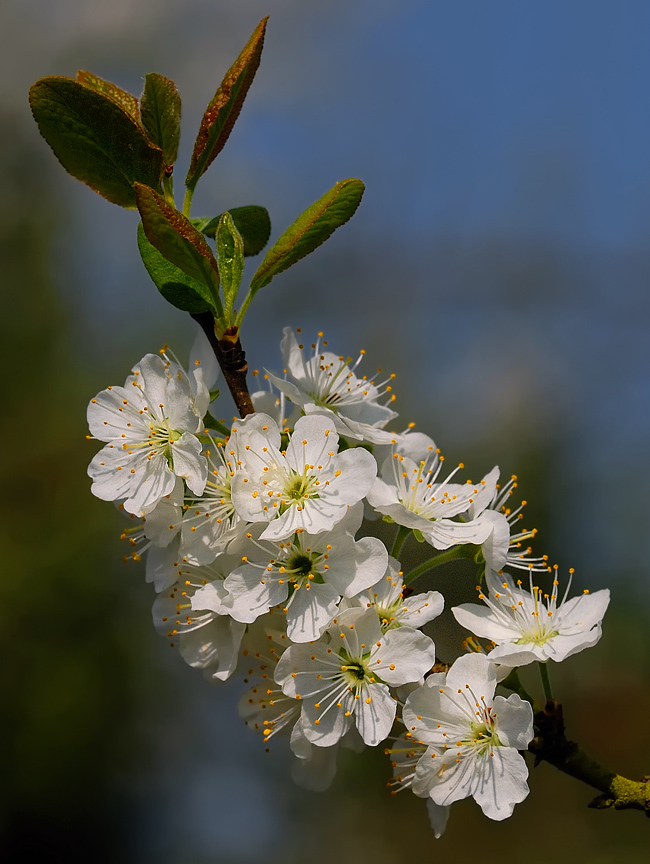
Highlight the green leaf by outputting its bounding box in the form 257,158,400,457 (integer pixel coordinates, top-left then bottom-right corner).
140,73,181,166
195,205,271,256
29,76,164,208
216,212,245,318
249,179,365,294
185,16,268,193
134,183,222,313
76,70,140,121
136,223,213,313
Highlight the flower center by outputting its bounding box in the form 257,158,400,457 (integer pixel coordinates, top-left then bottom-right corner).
469,721,501,754
286,552,313,577
279,470,320,510
344,662,367,681
147,420,182,465
516,627,559,647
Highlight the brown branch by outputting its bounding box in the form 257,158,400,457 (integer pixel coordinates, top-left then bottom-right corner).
530,699,650,816
191,313,254,417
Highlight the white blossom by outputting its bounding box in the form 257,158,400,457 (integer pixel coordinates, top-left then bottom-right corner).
275,606,436,747
385,731,451,837
118,477,184,571
452,568,610,667
267,327,398,443
88,351,210,515
152,552,246,681
346,556,444,632
231,413,377,541
403,653,533,820
224,504,388,642
250,372,302,432
468,468,549,574
367,446,492,549
178,416,274,564
290,719,364,792
238,618,298,743
188,326,220,393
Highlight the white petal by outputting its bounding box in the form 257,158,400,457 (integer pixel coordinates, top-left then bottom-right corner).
445,653,497,701
415,749,478,806
426,799,451,838
542,628,603,662
399,590,445,628
423,515,493,550
354,683,396,746
376,628,436,686
171,432,207,495
124,453,176,515
224,566,287,624
492,694,534,749
467,466,500,518
285,414,340,471
192,580,231,614
472,747,530,820
481,510,510,572
180,617,246,680
325,536,388,598
301,698,353,747
556,589,610,633
291,738,339,792
452,603,522,642
286,582,339,643
189,325,220,391
145,542,182,592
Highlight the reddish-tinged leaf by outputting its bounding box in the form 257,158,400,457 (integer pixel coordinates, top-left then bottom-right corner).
134,183,221,309
249,179,365,294
185,16,268,192
77,70,140,121
140,73,181,166
30,76,163,208
137,223,213,314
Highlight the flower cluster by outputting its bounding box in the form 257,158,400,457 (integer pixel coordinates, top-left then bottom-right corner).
87,328,610,835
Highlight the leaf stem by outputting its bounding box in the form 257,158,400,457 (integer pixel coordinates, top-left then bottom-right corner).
162,172,175,208
403,544,476,585
234,288,254,328
390,525,411,558
182,186,194,218
539,661,554,702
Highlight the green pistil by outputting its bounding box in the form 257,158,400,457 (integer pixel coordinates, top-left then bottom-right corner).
286,553,313,577
515,629,559,646
376,605,401,631
284,472,320,502
468,719,501,751
343,662,366,681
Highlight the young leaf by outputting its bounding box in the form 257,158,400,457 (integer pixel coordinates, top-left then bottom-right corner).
76,70,140,120
29,77,164,208
136,223,214,314
135,183,222,310
185,16,268,193
216,212,245,317
195,205,271,255
140,73,181,166
249,179,365,294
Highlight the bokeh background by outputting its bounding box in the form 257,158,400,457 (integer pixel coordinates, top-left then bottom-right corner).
2,1,650,861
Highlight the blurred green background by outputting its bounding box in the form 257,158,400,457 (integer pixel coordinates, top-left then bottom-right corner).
1,1,649,861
